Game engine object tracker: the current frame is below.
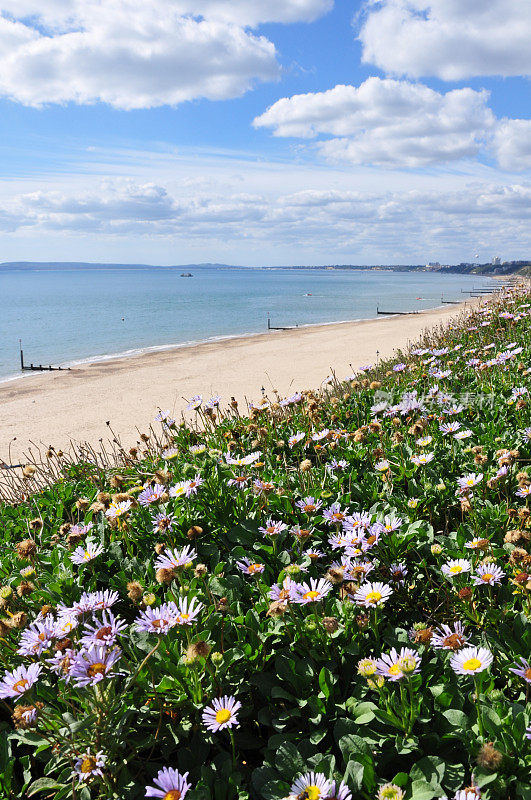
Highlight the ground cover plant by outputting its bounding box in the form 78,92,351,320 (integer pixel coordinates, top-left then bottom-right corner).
0,287,530,800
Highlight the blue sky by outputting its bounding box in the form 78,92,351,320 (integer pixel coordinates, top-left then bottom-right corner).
0,0,529,265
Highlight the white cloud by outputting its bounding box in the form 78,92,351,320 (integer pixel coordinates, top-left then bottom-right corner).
0,0,332,108
1,0,332,27
493,119,531,172
3,179,530,264
358,0,531,80
254,78,495,167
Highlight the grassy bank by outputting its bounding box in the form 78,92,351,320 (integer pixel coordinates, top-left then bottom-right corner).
0,287,530,800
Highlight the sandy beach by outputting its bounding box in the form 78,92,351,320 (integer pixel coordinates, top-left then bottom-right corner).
0,299,482,461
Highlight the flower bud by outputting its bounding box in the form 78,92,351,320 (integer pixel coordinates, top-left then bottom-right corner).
142,593,157,606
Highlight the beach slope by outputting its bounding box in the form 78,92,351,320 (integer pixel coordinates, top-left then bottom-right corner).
0,301,478,460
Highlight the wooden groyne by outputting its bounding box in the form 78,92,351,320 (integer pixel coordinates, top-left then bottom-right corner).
267,317,298,331
19,341,71,373
376,307,419,316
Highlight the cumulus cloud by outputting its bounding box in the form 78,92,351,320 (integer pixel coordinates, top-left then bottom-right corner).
493,120,531,172
254,78,495,167
1,0,333,27
3,179,531,262
0,0,332,108
358,0,531,80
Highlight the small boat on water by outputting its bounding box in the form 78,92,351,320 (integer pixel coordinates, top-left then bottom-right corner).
181,272,193,277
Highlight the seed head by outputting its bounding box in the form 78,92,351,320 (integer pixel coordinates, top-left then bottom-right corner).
15,539,37,559
126,581,143,602
17,582,35,597
476,743,503,770
323,616,339,634
156,568,176,585
10,612,28,629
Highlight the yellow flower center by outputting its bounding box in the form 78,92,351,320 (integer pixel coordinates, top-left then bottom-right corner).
481,574,493,582
215,708,231,724
13,679,28,694
388,664,402,676
84,551,91,559
449,565,462,573
181,613,189,620
525,667,531,680
163,792,182,800
303,590,320,600
462,657,481,671
80,757,97,774
248,564,262,573
305,787,321,800
87,662,107,678
365,591,382,604
380,789,399,800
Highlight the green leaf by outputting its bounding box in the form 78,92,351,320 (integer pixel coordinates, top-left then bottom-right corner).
410,779,440,800
410,756,445,788
442,709,470,730
28,778,66,796
338,734,371,762
392,772,409,788
318,667,335,700
349,701,376,725
274,742,306,780
260,781,291,800
343,761,364,791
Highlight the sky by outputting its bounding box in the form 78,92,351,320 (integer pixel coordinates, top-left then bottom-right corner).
0,0,530,266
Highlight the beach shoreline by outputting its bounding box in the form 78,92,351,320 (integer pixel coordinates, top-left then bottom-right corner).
0,296,485,461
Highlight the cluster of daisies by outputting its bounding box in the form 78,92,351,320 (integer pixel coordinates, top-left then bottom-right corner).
0,581,202,697
140,766,492,800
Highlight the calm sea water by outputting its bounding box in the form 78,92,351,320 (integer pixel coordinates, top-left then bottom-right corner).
0,266,490,382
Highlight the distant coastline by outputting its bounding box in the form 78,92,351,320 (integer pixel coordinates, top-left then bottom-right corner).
1,259,529,276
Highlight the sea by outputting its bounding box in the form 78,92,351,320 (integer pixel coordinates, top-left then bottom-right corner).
0,265,493,383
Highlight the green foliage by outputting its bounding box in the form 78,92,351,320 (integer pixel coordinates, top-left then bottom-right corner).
0,289,530,799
